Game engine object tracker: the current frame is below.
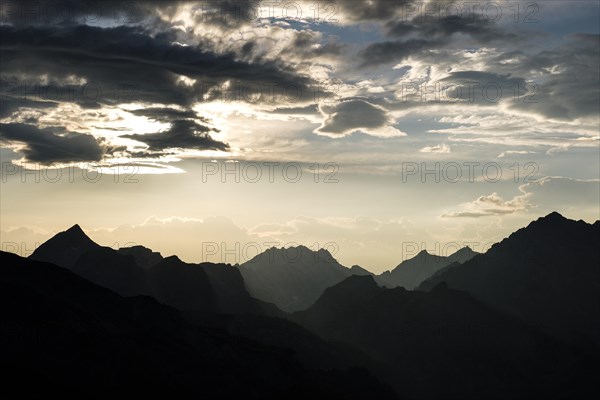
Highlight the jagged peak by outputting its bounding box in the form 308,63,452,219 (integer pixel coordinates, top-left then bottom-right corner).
57,224,97,245
247,245,339,265
525,212,581,231
449,246,477,257
66,223,83,232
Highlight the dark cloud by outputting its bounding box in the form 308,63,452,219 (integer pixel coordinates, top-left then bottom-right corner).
386,14,516,43
506,34,600,119
359,39,439,67
0,24,317,109
0,123,118,163
315,99,395,136
0,0,178,26
283,30,345,59
126,107,199,122
338,0,414,22
123,119,229,152
361,13,519,66
121,107,229,154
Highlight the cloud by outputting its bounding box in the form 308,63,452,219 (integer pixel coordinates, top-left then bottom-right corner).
441,192,530,218
123,119,229,152
315,99,406,137
126,107,199,122
337,0,415,22
0,1,164,26
420,144,450,153
442,176,600,218
437,71,527,105
497,150,536,158
360,12,519,66
359,38,439,67
0,24,318,109
0,123,120,164
508,34,600,120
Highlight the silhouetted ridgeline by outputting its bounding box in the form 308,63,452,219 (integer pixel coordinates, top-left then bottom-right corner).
419,212,600,349
0,251,397,398
295,274,598,399
376,246,478,289
4,212,599,398
30,226,280,318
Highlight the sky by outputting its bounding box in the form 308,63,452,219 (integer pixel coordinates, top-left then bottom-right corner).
1,0,599,273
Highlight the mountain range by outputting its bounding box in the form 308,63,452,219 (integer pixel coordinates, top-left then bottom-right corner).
294,275,597,399
4,212,599,398
240,244,477,312
30,226,278,318
1,250,395,398
419,212,600,349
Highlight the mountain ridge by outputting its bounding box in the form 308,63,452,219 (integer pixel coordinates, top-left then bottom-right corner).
419,212,600,348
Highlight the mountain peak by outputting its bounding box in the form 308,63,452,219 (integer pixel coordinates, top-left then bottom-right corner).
29,224,100,269
349,264,374,276
543,211,566,221
525,211,579,233
448,246,478,263
62,224,94,241
66,224,84,233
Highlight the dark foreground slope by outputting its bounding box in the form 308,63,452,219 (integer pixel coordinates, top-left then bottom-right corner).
295,275,599,400
419,212,600,348
0,251,397,399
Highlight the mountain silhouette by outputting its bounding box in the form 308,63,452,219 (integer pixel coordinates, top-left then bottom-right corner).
12,214,600,398
117,245,163,268
376,246,477,289
147,255,281,318
1,250,397,398
240,246,360,312
419,212,600,348
145,255,219,314
295,274,599,399
72,246,146,296
30,224,100,268
29,225,281,317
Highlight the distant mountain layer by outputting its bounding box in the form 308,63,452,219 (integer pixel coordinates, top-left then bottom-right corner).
419,212,600,347
376,246,478,289
0,251,397,398
239,246,362,312
29,226,280,318
295,274,599,399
